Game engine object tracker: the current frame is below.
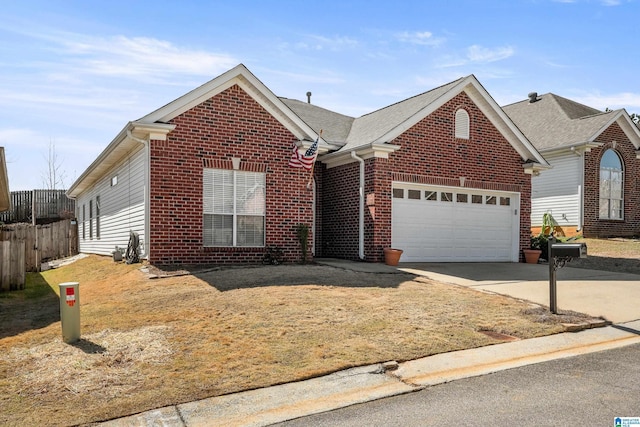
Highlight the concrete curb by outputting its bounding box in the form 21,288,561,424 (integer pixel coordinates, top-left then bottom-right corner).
97,321,640,427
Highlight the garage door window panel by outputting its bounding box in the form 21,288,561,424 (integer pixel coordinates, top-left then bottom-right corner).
408,189,421,200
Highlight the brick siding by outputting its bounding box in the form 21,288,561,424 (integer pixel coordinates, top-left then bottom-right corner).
148,84,315,265
583,122,640,237
322,92,532,262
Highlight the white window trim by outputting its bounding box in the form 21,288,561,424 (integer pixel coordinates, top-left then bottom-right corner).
203,168,266,247
599,150,624,220
455,109,470,139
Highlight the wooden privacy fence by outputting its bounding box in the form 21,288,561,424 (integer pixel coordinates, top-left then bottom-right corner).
0,189,75,224
0,219,78,291
0,239,25,291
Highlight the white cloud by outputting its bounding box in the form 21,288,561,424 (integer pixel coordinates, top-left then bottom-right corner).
54,34,238,82
573,92,640,112
435,45,515,69
307,34,359,50
466,45,515,63
395,31,445,46
282,34,358,52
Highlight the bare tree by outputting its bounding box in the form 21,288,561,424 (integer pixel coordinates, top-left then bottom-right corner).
41,139,67,190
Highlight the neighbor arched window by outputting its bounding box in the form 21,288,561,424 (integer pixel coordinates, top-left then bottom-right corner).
455,109,470,139
599,149,623,219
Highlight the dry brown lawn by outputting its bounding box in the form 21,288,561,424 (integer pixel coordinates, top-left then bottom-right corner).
0,250,611,426
572,237,640,274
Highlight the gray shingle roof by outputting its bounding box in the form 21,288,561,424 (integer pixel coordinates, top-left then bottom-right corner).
503,93,616,151
282,77,464,150
279,98,354,145
342,78,464,150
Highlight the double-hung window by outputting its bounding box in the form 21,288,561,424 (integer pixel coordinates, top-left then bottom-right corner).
203,168,265,247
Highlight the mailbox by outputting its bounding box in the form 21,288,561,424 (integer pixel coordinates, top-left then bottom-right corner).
550,242,587,259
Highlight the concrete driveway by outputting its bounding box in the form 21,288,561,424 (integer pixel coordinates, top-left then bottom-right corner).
398,262,640,324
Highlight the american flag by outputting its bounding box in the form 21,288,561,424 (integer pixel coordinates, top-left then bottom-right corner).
288,136,319,170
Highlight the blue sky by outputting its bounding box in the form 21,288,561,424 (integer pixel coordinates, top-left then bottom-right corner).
1,0,639,190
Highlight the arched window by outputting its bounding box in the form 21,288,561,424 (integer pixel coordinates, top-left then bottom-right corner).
599,149,623,219
455,109,470,139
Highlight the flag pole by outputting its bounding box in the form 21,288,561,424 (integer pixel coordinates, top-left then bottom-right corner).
306,129,322,191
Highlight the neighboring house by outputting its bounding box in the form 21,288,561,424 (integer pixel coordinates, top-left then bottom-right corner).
0,147,9,212
503,93,640,238
67,64,548,264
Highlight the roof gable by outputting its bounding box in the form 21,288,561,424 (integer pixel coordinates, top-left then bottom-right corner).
68,64,328,198
342,78,463,150
339,75,547,167
503,93,640,152
139,64,320,143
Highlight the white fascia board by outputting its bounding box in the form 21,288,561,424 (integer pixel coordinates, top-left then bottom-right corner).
540,141,603,156
464,80,550,168
139,63,321,145
590,112,640,150
321,143,401,169
523,161,552,175
130,122,175,140
67,122,175,198
370,75,549,169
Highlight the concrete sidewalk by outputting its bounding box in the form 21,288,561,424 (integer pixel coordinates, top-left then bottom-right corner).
98,260,640,426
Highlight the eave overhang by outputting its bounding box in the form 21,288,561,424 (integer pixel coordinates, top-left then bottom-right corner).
66,121,175,198
539,141,604,156
320,143,401,169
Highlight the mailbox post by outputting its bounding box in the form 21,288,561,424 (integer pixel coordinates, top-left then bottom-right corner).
548,236,587,314
59,282,80,343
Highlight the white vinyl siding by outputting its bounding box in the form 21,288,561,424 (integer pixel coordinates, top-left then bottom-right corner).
531,151,581,227
76,147,147,256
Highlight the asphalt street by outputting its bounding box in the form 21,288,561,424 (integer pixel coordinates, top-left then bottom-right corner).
272,342,640,427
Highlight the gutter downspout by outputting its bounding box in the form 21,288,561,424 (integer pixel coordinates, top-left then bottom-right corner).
350,151,365,260
578,150,585,232
126,130,150,260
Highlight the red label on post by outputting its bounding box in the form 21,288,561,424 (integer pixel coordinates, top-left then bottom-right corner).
65,287,76,307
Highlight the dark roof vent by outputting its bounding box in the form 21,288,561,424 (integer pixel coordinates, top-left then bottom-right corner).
528,92,538,103
306,91,312,104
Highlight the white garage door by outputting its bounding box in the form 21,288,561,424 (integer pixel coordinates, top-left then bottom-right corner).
392,184,520,262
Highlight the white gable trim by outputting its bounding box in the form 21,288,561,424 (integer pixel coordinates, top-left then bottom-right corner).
67,122,174,198
373,75,549,168
590,111,640,150
464,80,548,167
139,64,321,144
